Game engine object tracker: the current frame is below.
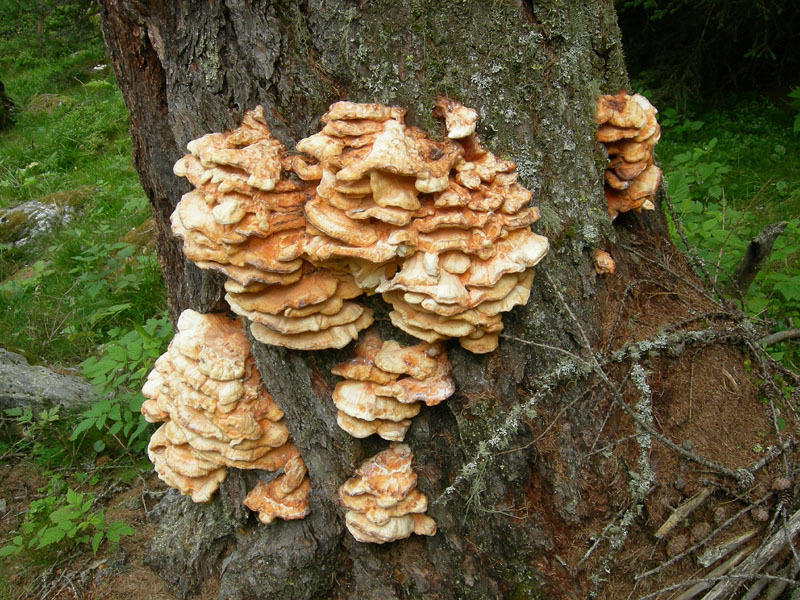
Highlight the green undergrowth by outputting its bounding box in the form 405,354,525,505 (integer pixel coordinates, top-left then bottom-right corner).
0,2,166,572
0,314,170,570
654,92,800,367
0,2,166,366
0,474,133,562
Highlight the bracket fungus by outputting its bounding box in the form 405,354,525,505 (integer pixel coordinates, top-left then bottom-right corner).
171,99,548,354
158,98,551,538
243,454,311,524
141,310,309,520
171,106,373,350
330,329,454,441
338,443,437,543
593,249,616,275
595,92,662,219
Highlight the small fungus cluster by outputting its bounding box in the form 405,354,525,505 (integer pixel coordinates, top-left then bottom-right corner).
243,454,311,524
338,443,437,543
171,99,548,354
331,328,454,441
141,310,309,523
595,92,662,219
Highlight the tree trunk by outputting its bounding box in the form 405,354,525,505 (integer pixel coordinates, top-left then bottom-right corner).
100,2,796,599
0,79,15,131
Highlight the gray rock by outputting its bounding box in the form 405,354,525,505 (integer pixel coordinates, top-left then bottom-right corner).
0,348,95,414
0,200,76,248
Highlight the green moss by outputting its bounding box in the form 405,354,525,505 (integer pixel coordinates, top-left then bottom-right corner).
0,209,27,242
507,565,545,600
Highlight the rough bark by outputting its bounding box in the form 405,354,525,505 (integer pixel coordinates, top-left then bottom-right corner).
0,79,14,131
99,2,795,599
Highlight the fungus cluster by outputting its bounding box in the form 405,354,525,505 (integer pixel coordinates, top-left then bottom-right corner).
151,99,551,542
243,454,311,524
330,329,454,441
171,107,373,350
171,99,548,353
595,92,663,219
338,443,436,543
141,310,309,523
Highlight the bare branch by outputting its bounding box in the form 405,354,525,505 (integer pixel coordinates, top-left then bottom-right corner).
759,329,800,347
723,221,787,299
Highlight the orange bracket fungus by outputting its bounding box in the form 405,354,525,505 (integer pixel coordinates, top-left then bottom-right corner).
141,310,309,520
592,249,616,275
171,98,549,355
595,92,662,219
171,106,373,351
149,98,551,538
330,328,454,441
243,454,311,524
338,443,437,544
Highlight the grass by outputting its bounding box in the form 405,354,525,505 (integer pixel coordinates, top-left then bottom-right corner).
0,6,165,366
0,8,167,573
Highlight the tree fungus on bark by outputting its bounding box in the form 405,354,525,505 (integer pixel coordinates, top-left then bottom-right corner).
101,1,798,599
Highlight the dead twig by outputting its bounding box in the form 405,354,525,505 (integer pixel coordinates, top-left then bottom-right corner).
499,334,589,364
745,438,794,475
701,507,800,599
761,559,800,600
759,328,800,347
654,487,714,540
723,221,787,300
637,573,796,600
575,505,629,570
635,493,772,581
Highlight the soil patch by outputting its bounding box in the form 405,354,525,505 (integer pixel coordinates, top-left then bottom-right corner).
525,230,797,599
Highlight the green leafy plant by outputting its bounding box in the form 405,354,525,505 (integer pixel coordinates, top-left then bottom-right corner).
0,476,133,560
0,405,84,468
72,315,172,455
0,31,165,365
661,100,800,368
789,86,800,135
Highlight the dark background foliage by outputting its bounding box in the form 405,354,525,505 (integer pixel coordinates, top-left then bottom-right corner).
616,0,800,108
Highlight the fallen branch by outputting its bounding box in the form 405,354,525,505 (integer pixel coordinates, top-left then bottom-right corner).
637,573,797,600
697,529,758,568
701,507,800,599
761,559,800,600
655,487,713,540
675,545,753,600
723,221,787,299
636,495,771,582
759,329,800,347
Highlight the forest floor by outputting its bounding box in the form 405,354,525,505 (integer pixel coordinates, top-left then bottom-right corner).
514,225,799,599
0,465,184,600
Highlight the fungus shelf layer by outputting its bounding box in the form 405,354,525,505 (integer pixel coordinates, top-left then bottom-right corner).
594,92,663,219
338,443,437,544
330,328,454,441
